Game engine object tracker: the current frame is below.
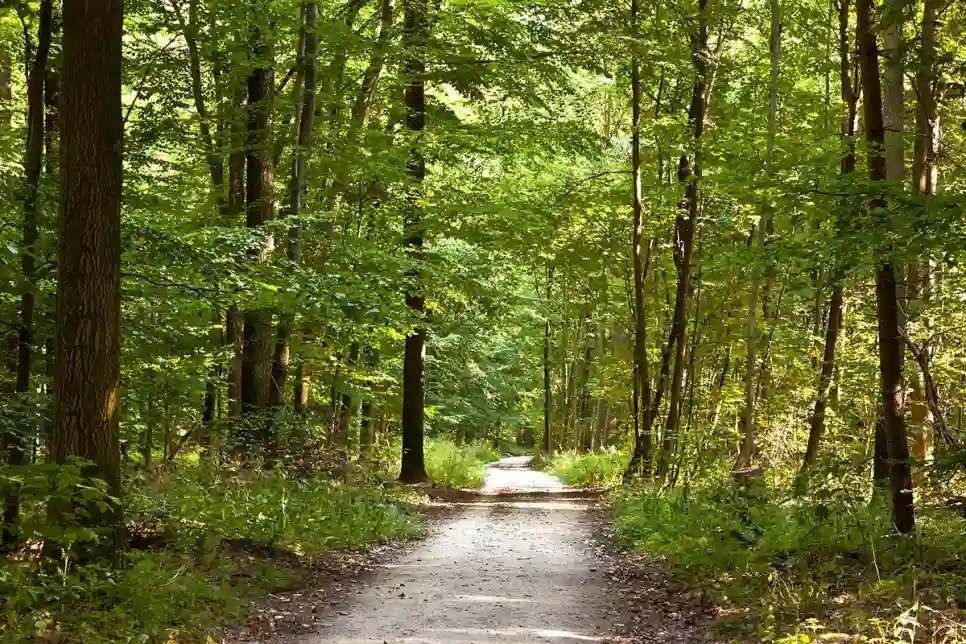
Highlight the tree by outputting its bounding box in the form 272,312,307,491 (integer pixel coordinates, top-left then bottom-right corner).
51,0,124,553
398,0,429,483
855,0,915,534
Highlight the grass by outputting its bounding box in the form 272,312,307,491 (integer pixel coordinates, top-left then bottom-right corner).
425,439,501,488
611,479,966,641
546,448,625,487
1,462,426,644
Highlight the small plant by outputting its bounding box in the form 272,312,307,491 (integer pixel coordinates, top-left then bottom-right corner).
425,439,500,488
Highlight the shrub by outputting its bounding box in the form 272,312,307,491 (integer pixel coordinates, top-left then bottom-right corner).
425,439,500,488
548,448,625,487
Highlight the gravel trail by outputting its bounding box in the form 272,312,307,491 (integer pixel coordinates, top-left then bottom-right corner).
300,456,620,644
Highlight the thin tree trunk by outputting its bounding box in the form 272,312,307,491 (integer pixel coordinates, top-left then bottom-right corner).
398,0,429,483
856,0,915,534
272,2,320,410
3,0,52,549
657,0,708,477
738,0,780,469
51,0,124,557
543,267,553,453
908,0,941,483
801,0,857,472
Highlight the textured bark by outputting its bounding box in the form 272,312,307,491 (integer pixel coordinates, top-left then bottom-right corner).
52,0,124,554
738,0,780,469
398,0,429,483
801,0,856,472
3,0,52,550
856,0,914,534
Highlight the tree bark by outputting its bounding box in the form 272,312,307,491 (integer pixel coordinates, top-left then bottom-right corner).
241,8,276,430
657,0,708,477
398,0,429,483
801,0,857,472
2,0,52,550
543,267,553,453
856,0,915,534
51,0,124,556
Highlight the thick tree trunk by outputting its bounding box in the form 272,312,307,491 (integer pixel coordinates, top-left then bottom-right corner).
738,0,780,469
856,0,914,534
2,0,52,549
398,0,429,483
801,0,857,472
51,0,124,556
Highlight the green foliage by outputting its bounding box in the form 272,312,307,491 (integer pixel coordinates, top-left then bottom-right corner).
424,440,500,489
0,462,424,643
613,480,966,641
548,448,625,487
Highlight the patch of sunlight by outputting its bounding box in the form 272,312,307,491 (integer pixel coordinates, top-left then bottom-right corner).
449,594,537,604
424,627,608,641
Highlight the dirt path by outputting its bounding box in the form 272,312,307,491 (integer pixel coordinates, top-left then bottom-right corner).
293,457,706,644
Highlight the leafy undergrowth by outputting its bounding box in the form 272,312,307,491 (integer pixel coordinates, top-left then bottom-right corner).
424,440,501,488
547,448,625,487
612,480,966,642
1,463,426,644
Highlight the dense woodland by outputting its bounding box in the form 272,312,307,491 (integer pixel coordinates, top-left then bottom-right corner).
2,0,966,640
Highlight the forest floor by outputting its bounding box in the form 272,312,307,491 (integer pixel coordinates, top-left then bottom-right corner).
231,457,712,644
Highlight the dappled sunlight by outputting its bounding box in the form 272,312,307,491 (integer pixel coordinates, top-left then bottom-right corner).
449,594,537,604
325,627,611,644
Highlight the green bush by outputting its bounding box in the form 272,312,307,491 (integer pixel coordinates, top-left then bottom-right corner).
1,463,424,643
612,481,966,641
548,448,625,487
425,439,500,488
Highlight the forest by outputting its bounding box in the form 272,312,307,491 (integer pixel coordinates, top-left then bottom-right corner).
1,0,966,641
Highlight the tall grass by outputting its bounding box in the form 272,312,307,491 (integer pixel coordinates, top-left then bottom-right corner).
548,448,625,487
425,439,500,488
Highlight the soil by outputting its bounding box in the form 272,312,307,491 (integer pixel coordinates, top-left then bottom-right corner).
227,457,712,643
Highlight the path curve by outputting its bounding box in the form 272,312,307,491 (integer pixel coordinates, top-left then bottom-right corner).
295,456,704,644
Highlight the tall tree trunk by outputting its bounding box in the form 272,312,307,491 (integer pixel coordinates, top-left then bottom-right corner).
738,0,780,469
271,2,320,410
801,0,857,472
51,0,124,556
241,9,276,434
629,0,652,474
543,267,553,453
657,0,708,477
908,0,940,482
398,0,429,483
856,0,915,534
2,0,52,549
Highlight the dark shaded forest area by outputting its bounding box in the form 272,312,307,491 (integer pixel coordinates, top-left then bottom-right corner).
2,0,966,641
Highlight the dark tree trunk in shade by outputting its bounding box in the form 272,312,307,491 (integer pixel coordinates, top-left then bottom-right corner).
3,0,52,550
856,0,914,534
240,12,276,445
398,0,429,483
50,0,124,556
